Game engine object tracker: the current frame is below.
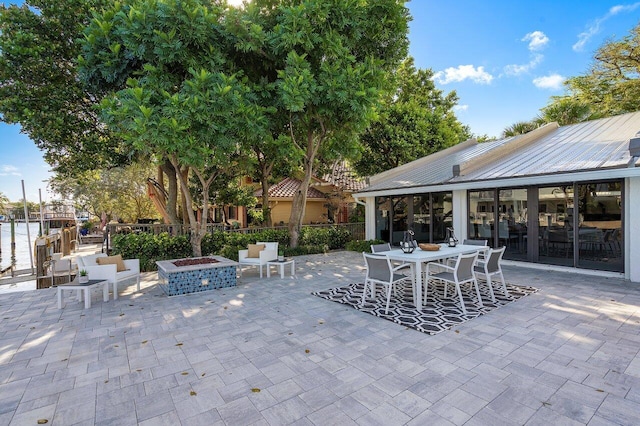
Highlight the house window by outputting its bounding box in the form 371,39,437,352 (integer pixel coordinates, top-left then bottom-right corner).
228,206,236,220
467,180,623,273
375,192,452,246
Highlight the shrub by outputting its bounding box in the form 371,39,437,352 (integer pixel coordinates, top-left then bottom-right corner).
110,226,355,271
345,239,386,253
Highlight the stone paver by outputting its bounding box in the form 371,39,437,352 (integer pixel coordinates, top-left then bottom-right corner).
0,251,639,425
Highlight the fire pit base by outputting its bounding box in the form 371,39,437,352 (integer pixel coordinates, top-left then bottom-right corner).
156,255,238,296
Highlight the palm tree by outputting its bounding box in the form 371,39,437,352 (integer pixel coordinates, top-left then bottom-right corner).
502,121,540,137
539,97,592,126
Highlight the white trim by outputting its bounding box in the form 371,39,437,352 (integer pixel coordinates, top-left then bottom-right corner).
357,167,640,198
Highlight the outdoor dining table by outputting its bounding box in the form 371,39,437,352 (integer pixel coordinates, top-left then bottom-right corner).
383,243,488,309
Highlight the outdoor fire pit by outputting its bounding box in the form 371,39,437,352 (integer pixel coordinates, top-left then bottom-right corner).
156,255,238,296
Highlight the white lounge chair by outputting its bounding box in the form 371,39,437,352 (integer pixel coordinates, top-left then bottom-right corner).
238,242,278,278
77,253,140,300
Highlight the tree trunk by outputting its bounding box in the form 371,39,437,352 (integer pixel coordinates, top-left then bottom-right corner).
288,170,313,248
160,159,179,224
288,127,323,247
180,168,190,226
261,175,272,228
171,159,204,257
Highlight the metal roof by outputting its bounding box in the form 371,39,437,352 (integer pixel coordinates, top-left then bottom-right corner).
357,111,640,194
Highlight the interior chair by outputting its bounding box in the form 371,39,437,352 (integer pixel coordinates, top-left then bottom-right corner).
361,253,414,314
424,251,481,314
473,246,507,303
238,242,278,278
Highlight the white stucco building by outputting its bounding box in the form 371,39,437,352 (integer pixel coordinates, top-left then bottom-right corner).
354,111,640,282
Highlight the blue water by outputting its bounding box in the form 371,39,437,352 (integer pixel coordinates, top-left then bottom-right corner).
0,222,39,271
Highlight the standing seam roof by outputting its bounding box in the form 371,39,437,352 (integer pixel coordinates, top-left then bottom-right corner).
358,111,640,194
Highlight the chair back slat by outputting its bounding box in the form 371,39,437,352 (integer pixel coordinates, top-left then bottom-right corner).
486,246,506,272
370,243,392,253
463,239,487,246
455,252,477,281
363,253,392,282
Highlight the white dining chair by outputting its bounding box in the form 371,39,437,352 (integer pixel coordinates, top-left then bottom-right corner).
424,251,481,314
474,246,507,302
361,253,413,314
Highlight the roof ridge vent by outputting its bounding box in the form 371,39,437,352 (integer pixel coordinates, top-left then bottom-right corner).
454,122,559,177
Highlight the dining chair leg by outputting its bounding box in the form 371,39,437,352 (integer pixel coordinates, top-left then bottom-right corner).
486,276,496,303
454,282,467,314
385,284,393,314
472,278,483,307
498,271,509,296
360,279,370,307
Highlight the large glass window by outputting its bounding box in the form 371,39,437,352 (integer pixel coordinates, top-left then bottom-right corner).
576,182,623,272
538,185,574,267
467,180,623,273
375,192,453,246
432,192,453,242
413,195,431,243
468,190,496,247
375,197,392,242
391,196,410,245
499,188,528,261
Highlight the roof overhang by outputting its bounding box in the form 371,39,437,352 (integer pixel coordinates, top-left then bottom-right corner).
354,166,640,199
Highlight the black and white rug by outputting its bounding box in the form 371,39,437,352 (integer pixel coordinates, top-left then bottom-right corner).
312,280,538,335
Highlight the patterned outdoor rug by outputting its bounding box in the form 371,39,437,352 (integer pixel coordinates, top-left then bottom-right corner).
312,280,539,335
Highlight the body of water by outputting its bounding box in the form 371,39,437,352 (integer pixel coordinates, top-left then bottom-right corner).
0,222,39,271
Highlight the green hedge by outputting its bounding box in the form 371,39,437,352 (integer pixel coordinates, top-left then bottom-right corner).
345,239,386,253
111,226,353,271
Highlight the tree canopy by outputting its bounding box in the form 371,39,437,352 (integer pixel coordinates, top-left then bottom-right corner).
80,0,269,255
249,0,411,246
0,0,128,177
354,57,470,177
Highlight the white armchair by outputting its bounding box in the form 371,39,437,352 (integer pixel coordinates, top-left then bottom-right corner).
77,253,140,300
238,242,278,278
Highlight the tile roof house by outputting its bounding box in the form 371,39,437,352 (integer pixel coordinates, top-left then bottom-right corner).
354,111,640,282
255,161,366,225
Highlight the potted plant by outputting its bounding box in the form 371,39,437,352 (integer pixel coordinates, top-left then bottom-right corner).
78,269,89,283
278,249,285,262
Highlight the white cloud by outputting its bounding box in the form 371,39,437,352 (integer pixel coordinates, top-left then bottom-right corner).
573,2,640,51
523,31,549,51
433,65,493,85
454,104,468,112
533,74,565,90
0,165,21,176
504,53,543,76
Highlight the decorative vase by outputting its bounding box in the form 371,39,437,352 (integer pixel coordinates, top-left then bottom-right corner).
446,227,458,247
401,230,415,253
278,255,284,262
79,275,88,283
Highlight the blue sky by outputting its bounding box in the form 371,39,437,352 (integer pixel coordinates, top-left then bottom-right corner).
1,0,639,202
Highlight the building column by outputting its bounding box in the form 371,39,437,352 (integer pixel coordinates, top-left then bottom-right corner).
626,177,640,282
364,197,376,240
452,189,467,242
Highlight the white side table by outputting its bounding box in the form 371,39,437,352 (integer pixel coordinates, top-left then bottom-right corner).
267,259,295,278
57,279,108,309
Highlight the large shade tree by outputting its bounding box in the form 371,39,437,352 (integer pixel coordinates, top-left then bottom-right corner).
256,0,410,246
80,0,268,256
0,0,128,177
354,57,471,176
